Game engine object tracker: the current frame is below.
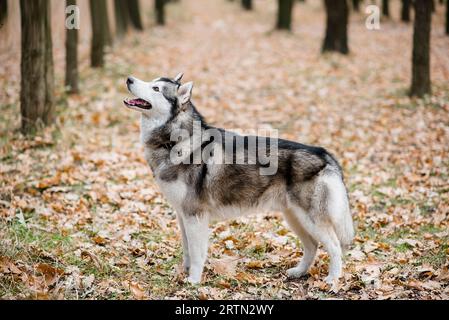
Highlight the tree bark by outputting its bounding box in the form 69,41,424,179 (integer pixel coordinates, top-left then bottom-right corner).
100,0,112,46
401,0,411,22
114,0,129,37
242,0,252,10
322,0,349,54
90,0,105,67
276,0,294,30
382,0,389,17
65,0,79,94
20,0,54,134
155,0,165,25
352,0,360,12
410,0,432,97
128,0,143,30
0,0,7,26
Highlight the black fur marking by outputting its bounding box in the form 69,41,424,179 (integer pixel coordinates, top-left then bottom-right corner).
195,164,208,196
157,77,181,86
159,168,179,181
277,139,328,160
285,154,293,187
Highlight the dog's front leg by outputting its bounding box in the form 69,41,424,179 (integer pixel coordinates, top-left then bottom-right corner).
176,213,190,273
182,213,209,284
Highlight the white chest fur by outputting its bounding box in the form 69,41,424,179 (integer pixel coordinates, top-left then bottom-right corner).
155,178,188,213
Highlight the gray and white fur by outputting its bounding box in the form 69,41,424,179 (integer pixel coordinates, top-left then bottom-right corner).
124,73,355,287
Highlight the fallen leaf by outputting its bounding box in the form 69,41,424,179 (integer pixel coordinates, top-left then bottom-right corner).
129,281,146,300
210,256,239,277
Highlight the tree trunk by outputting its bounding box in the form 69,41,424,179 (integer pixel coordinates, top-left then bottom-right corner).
276,0,294,30
0,0,7,25
155,0,165,25
410,0,432,97
382,0,389,17
352,0,360,12
322,0,349,54
20,0,54,134
401,0,411,22
114,0,129,37
446,0,449,35
100,0,112,46
90,0,105,67
128,0,143,30
65,0,79,94
242,0,252,10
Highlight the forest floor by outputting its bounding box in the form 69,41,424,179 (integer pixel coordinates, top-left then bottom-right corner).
1,0,448,300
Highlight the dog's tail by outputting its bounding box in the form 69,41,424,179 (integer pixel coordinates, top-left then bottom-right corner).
322,167,355,251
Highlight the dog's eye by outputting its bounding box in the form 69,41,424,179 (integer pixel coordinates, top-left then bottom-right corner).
152,86,160,92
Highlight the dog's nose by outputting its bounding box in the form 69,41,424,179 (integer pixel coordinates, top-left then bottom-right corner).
126,77,134,86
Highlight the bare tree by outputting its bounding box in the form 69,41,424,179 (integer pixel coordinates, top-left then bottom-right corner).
401,0,411,22
101,0,112,46
446,0,449,35
90,0,107,67
155,0,166,25
410,0,432,97
0,0,7,25
276,0,294,30
352,0,360,12
114,0,129,37
20,0,54,134
242,0,252,10
382,0,390,17
128,0,143,30
322,0,349,54
65,0,79,94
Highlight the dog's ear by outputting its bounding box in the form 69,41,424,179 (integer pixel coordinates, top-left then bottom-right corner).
174,72,184,83
178,82,193,105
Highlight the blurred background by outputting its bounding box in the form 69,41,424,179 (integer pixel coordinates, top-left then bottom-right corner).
0,0,448,300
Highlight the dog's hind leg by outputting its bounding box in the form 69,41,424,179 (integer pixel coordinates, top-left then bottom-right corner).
182,213,210,284
176,213,190,273
287,205,342,286
283,208,318,278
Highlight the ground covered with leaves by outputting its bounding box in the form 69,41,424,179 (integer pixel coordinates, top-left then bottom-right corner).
1,0,448,300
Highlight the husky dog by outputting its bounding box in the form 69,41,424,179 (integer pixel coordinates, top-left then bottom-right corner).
124,73,354,286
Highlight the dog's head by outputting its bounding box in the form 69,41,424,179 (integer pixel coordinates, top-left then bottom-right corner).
124,73,193,122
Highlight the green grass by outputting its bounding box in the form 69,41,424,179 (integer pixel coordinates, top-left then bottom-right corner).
419,224,444,234
417,242,449,268
7,219,72,254
358,226,378,240
394,242,413,253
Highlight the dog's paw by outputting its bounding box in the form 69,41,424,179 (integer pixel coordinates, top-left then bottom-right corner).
185,276,201,285
286,267,308,279
324,275,339,284
324,275,340,292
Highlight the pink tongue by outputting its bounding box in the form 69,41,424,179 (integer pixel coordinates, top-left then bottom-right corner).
130,99,146,106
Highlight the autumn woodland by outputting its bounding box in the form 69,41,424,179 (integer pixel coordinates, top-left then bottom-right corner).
0,0,448,300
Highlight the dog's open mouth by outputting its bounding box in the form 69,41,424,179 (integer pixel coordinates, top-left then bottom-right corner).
124,98,152,110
